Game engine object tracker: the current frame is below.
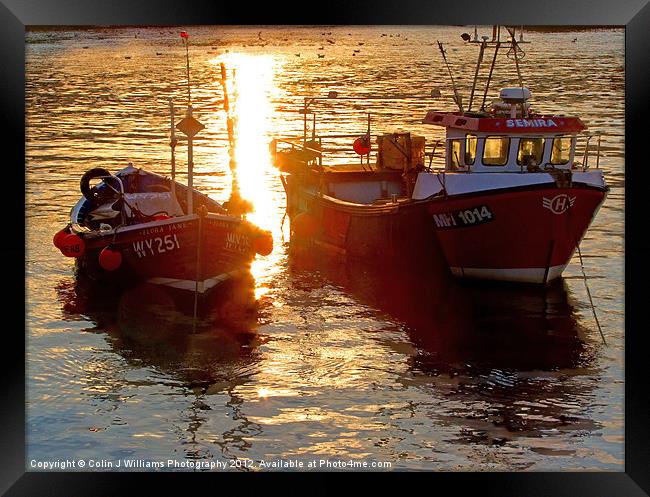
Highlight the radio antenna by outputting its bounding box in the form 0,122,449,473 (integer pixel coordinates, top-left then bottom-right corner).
180,31,191,104
437,41,464,113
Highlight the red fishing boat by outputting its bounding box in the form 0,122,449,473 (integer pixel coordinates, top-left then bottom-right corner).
54,162,271,294
272,26,607,284
415,26,607,283
53,33,272,298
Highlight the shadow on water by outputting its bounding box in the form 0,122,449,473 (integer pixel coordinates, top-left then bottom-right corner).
288,246,592,371
288,247,602,447
55,272,265,464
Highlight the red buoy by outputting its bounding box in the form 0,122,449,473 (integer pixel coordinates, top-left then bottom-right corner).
292,212,319,238
59,233,85,258
353,136,371,155
53,228,70,249
253,231,273,256
99,246,122,271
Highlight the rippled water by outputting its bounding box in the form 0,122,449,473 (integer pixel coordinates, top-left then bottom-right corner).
26,26,624,471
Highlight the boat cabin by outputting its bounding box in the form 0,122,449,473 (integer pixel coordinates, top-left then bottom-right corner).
423,88,586,173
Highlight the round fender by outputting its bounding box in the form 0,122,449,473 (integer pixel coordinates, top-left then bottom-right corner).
80,168,119,203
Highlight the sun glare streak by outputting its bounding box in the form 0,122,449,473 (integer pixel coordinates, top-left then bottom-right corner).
211,53,278,231
210,53,285,291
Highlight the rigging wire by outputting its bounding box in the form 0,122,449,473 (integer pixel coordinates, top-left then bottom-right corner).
576,244,607,346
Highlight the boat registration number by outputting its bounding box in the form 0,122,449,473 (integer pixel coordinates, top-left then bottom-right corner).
433,205,494,229
133,234,181,258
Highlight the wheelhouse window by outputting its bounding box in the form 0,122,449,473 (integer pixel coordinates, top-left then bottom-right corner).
550,136,572,165
517,138,545,166
465,134,477,165
483,136,510,166
449,139,462,169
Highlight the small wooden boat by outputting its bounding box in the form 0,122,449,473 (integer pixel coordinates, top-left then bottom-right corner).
54,32,272,298
55,162,271,294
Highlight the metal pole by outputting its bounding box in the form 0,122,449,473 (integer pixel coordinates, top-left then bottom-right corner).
169,99,177,206
468,40,486,111
220,63,236,171
192,208,204,333
437,41,463,113
367,112,371,167
184,38,191,104
303,98,308,145
480,42,501,111
186,106,194,215
507,27,524,90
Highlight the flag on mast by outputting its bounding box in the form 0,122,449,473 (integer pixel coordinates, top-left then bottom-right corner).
180,31,189,39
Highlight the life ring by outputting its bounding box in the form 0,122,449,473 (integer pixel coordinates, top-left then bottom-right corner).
80,168,120,203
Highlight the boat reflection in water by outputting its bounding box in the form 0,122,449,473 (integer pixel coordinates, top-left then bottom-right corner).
56,272,264,463
288,247,600,445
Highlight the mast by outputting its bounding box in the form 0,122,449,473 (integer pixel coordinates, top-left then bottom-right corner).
505,27,525,88
169,98,177,206
450,26,529,114
181,31,191,104
437,41,464,113
175,31,205,215
480,41,500,111
467,39,486,111
186,106,194,215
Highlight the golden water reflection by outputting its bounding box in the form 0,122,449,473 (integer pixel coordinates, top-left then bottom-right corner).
209,53,285,299
211,53,278,231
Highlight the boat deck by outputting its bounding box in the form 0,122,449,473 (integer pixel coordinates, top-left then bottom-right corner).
316,163,404,184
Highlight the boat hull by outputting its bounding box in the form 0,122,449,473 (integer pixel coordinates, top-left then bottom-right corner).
285,178,444,264
428,185,607,283
76,214,257,294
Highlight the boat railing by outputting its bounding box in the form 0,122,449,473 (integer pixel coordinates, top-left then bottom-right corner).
272,132,383,169
574,132,603,172
271,136,324,166
272,131,605,174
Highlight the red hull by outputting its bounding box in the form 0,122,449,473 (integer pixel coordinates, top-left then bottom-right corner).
77,214,257,291
428,186,606,283
286,181,441,262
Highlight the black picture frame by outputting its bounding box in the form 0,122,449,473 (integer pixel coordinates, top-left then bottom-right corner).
5,0,648,495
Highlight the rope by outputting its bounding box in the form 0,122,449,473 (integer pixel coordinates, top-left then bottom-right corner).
576,244,607,346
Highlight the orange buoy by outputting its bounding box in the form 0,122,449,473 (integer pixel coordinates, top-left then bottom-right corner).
99,246,122,271
353,136,371,155
53,228,70,249
253,231,273,256
59,233,85,258
292,212,319,238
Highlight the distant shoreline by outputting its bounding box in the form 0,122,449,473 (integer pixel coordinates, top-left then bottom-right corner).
26,25,623,32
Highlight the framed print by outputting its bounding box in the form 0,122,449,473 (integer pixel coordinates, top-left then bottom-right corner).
4,0,649,495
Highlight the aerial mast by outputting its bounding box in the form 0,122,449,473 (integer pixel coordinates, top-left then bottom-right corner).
175,31,205,215
437,41,464,113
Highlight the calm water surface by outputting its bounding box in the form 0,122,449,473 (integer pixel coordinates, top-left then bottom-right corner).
26,26,624,471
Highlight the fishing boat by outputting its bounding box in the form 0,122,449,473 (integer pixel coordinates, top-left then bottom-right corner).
414,26,608,283
53,32,272,299
272,26,606,284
